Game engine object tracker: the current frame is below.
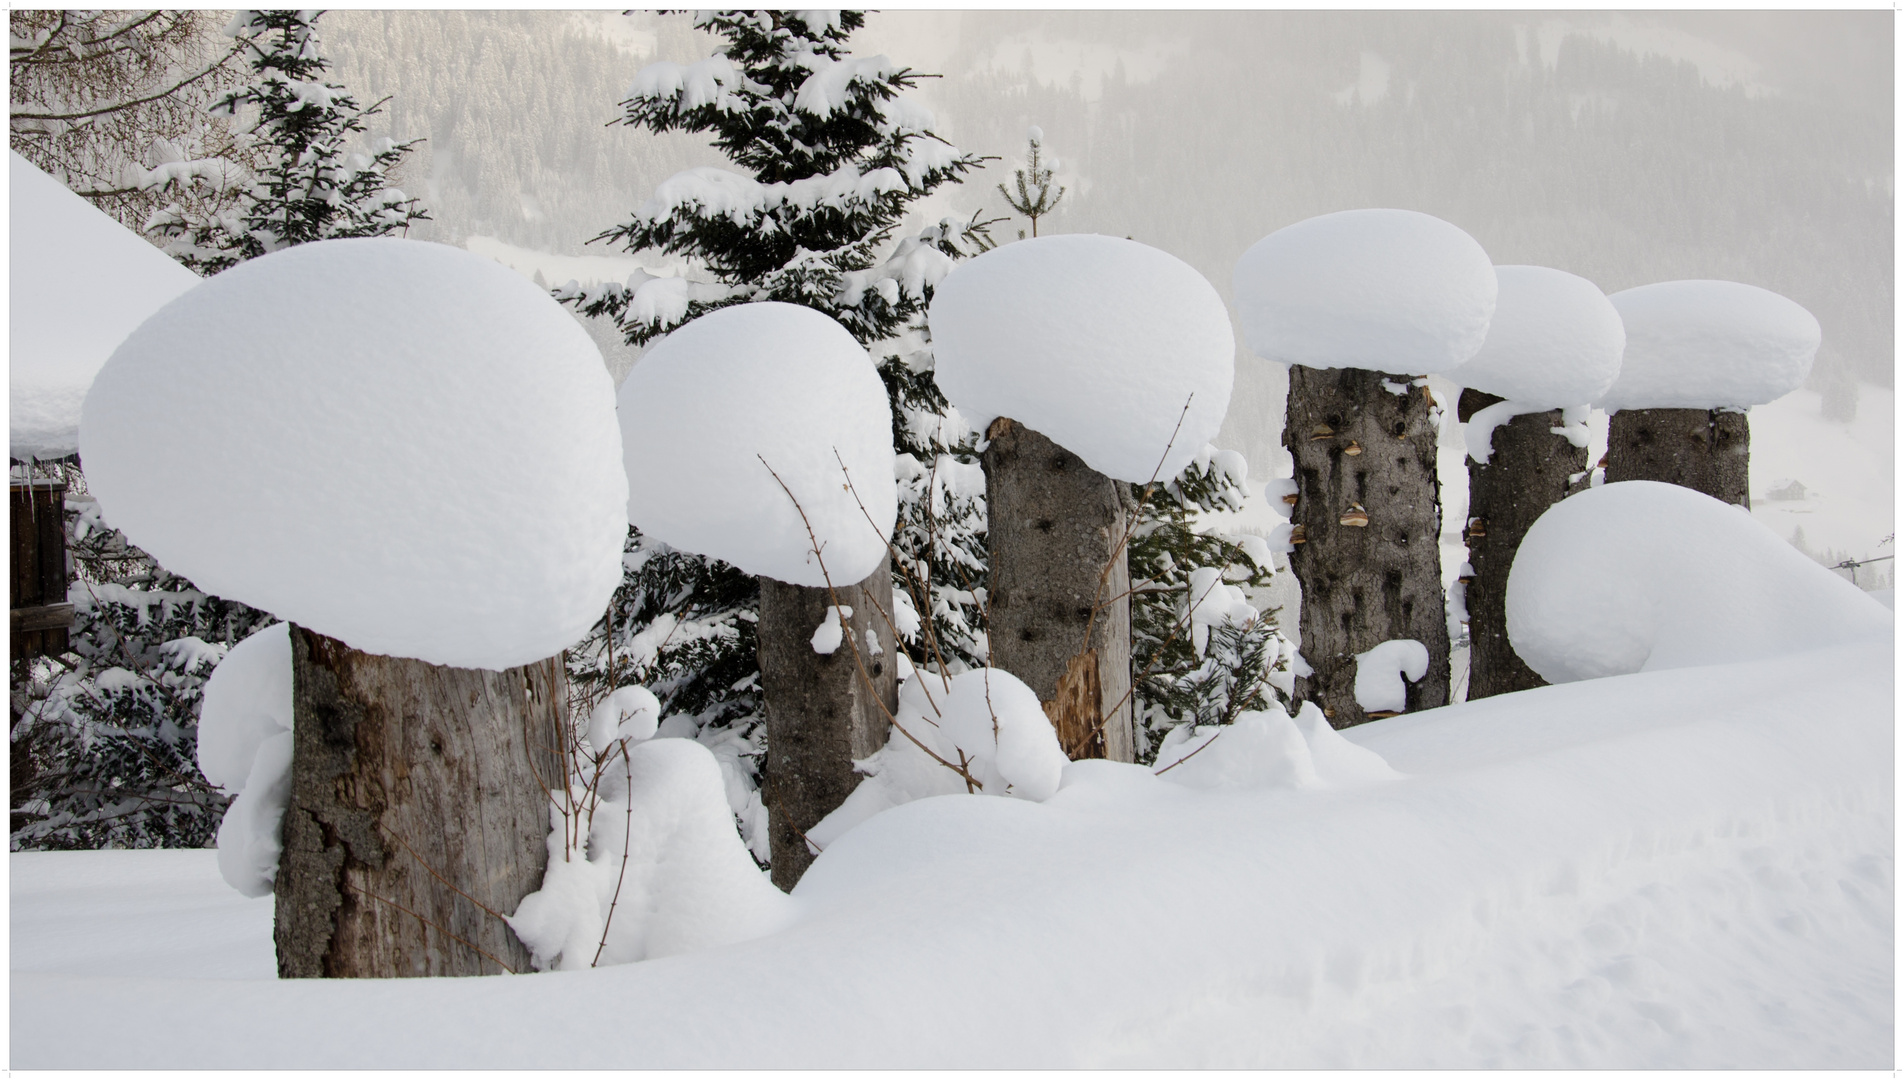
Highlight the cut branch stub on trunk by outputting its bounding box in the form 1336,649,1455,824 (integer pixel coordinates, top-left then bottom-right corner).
278,624,566,978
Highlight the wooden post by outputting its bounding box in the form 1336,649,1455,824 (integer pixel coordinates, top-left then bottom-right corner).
1605,407,1751,509
981,418,1135,762
275,625,564,978
10,479,73,661
1457,389,1586,700
1284,366,1450,727
756,555,897,890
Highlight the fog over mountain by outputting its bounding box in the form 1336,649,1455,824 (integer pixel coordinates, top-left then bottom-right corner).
323,9,1891,472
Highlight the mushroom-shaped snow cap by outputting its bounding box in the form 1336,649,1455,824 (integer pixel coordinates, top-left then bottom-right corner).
928,234,1234,484
11,151,200,462
79,237,629,671
619,302,897,588
1442,265,1626,407
1233,208,1497,375
1598,280,1820,412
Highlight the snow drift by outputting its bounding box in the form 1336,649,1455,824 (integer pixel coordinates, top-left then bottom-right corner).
196,623,294,897
1443,264,1625,407
1506,480,1890,682
79,236,629,671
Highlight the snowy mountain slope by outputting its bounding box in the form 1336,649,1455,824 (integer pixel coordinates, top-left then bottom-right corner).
12,633,1888,1068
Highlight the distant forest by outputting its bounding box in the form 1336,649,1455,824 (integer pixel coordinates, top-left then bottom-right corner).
325,9,1891,456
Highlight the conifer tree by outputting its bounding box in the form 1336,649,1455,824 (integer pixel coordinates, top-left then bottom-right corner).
1127,452,1295,762
562,10,993,865
997,126,1064,239
145,9,427,274
13,11,427,851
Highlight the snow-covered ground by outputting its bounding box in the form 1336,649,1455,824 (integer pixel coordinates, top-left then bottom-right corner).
12,626,1890,1068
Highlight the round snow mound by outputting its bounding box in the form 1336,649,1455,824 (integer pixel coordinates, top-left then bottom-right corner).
1232,208,1496,375
1443,265,1625,407
80,237,629,671
1506,481,1890,682
1598,280,1820,412
929,234,1234,484
619,302,896,588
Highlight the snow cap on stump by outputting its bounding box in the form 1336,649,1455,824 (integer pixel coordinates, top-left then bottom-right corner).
619,301,896,588
1506,481,1889,682
11,151,200,461
1442,265,1626,407
1597,280,1820,412
928,233,1234,484
80,237,629,671
1233,208,1497,375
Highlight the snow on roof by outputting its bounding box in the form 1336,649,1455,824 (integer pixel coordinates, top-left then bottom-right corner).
1597,279,1820,412
79,237,628,670
9,151,201,461
928,234,1234,484
617,302,897,588
1442,264,1625,407
1232,208,1497,375
1506,480,1890,683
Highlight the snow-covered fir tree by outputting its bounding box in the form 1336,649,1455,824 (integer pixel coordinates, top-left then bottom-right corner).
561,10,994,862
144,9,427,273
10,462,274,849
12,12,428,850
1128,448,1296,763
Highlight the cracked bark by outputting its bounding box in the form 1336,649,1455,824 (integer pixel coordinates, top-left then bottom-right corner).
1285,366,1450,727
981,418,1134,762
276,625,564,978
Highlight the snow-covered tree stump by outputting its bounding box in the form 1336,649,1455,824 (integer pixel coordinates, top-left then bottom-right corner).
1236,210,1499,727
983,418,1135,761
1443,264,1624,700
1604,408,1750,508
1599,279,1820,513
276,625,564,977
1285,365,1450,725
757,558,897,890
1458,390,1584,698
929,234,1235,761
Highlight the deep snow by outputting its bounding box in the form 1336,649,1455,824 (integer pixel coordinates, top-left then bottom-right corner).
12,626,1889,1068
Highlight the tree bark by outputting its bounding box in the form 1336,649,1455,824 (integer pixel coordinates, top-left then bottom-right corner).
757,555,897,891
276,625,563,978
981,418,1135,762
1604,407,1751,508
1457,389,1586,700
1285,365,1450,727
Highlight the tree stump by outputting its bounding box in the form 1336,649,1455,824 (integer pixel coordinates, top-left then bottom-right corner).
981,418,1135,762
757,555,897,891
1458,389,1586,700
276,625,564,978
1285,365,1450,727
1605,407,1751,508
